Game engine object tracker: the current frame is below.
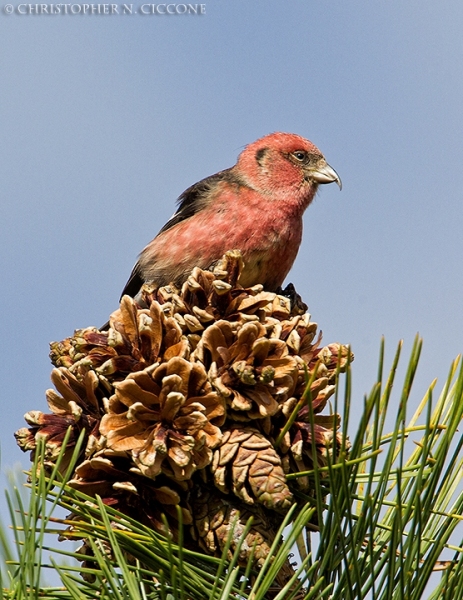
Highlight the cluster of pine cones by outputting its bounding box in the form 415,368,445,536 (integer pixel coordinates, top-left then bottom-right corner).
15,251,351,583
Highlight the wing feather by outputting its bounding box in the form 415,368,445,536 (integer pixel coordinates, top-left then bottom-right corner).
157,168,236,234
119,167,240,299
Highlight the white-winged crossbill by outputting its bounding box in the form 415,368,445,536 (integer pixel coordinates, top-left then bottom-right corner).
121,132,341,299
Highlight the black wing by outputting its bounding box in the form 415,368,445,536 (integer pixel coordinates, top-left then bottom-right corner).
119,168,240,300
120,263,145,300
157,168,237,235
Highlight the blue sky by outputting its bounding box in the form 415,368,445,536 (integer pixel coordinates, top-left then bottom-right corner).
1,0,463,486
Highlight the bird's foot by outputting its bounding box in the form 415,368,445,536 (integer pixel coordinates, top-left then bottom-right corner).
276,283,308,315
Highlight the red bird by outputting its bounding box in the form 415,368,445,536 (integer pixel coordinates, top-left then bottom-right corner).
122,132,341,300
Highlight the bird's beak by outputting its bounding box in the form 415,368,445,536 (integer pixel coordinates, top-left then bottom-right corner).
309,160,342,190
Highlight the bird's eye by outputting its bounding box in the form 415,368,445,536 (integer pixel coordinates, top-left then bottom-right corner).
292,151,307,162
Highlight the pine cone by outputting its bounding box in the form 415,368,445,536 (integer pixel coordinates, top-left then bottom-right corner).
16,250,352,578
191,483,282,564
15,367,101,472
190,483,301,597
194,319,300,422
100,356,225,481
67,453,193,533
212,426,293,511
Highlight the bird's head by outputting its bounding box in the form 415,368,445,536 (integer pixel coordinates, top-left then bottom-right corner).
236,132,341,202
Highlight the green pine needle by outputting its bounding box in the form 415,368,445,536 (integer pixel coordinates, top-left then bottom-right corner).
2,338,463,599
